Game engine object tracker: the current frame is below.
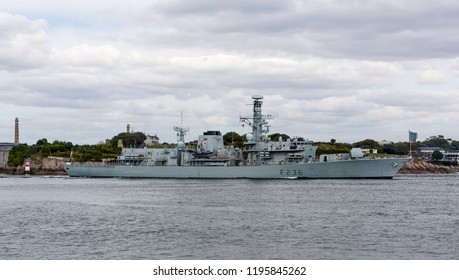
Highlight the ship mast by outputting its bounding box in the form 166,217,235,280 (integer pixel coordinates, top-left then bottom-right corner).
174,111,189,166
240,95,272,144
174,111,189,144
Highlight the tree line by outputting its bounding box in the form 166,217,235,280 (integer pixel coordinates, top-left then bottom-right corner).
7,132,146,166
8,131,459,166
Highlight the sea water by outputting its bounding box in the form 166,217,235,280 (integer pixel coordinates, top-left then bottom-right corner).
0,174,457,259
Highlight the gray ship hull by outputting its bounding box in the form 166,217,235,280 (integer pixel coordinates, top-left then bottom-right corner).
64,157,409,179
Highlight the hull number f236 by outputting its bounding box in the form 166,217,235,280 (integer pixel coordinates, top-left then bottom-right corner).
280,169,303,176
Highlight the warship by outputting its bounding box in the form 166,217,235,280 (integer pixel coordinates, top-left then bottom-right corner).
64,95,409,179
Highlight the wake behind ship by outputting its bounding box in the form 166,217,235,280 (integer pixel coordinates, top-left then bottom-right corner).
64,96,409,179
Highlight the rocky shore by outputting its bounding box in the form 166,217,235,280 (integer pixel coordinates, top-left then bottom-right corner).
0,157,67,176
398,161,459,174
0,165,67,176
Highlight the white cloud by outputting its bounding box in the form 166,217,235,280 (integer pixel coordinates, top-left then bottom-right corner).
1,2,459,144
418,69,448,84
52,44,121,67
0,12,50,70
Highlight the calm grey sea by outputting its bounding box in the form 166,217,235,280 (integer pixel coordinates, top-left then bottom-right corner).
0,174,457,260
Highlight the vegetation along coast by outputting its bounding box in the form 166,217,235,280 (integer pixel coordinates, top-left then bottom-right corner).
2,130,458,176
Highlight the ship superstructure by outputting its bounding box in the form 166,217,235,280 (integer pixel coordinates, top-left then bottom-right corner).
64,96,409,178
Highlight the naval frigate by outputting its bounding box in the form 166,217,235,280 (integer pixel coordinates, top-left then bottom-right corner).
64,95,409,179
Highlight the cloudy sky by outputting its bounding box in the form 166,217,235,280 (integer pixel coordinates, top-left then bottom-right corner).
1,0,458,145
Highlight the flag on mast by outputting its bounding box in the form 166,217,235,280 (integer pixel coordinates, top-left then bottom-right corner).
409,131,418,142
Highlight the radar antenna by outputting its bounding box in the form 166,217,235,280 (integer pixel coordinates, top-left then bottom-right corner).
239,95,273,142
174,111,189,143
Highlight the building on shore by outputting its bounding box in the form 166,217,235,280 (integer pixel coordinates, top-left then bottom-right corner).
0,118,19,167
415,147,459,161
145,134,160,146
0,143,15,166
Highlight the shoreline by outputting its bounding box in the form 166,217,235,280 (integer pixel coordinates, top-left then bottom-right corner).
398,161,459,174
0,166,67,176
2,161,458,176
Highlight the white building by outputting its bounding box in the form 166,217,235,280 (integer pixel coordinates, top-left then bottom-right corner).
144,134,160,146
